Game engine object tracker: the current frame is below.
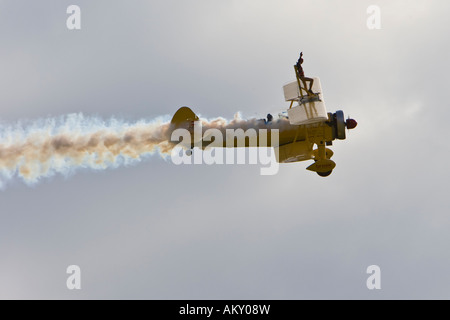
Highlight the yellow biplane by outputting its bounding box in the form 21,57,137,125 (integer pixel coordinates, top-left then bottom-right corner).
170,66,357,177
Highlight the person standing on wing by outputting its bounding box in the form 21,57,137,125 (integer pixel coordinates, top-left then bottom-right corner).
296,52,314,94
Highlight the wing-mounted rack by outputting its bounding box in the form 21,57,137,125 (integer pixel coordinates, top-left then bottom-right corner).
283,69,329,126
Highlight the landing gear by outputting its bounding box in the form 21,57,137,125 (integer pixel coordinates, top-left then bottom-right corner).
317,170,332,177
306,141,336,177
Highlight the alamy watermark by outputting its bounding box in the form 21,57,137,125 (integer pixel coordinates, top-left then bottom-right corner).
66,5,81,30
367,5,381,30
170,122,280,176
66,265,81,290
366,265,381,290
66,5,380,31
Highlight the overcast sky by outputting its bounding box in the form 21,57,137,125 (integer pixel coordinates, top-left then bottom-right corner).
1,0,449,299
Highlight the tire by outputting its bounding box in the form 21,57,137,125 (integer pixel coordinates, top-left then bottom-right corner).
317,170,332,177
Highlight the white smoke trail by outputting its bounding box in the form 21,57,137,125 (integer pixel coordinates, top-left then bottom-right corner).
0,113,173,188
0,112,291,188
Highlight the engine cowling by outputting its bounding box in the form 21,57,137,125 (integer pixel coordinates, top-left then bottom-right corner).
333,110,357,140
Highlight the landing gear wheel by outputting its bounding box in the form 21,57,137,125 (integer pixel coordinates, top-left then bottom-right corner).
317,170,332,177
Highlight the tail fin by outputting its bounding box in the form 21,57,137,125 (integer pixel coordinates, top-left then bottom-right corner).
170,107,199,148
171,106,199,125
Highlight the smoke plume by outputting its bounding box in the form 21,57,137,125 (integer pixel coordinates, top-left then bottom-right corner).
0,113,173,188
0,112,289,188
